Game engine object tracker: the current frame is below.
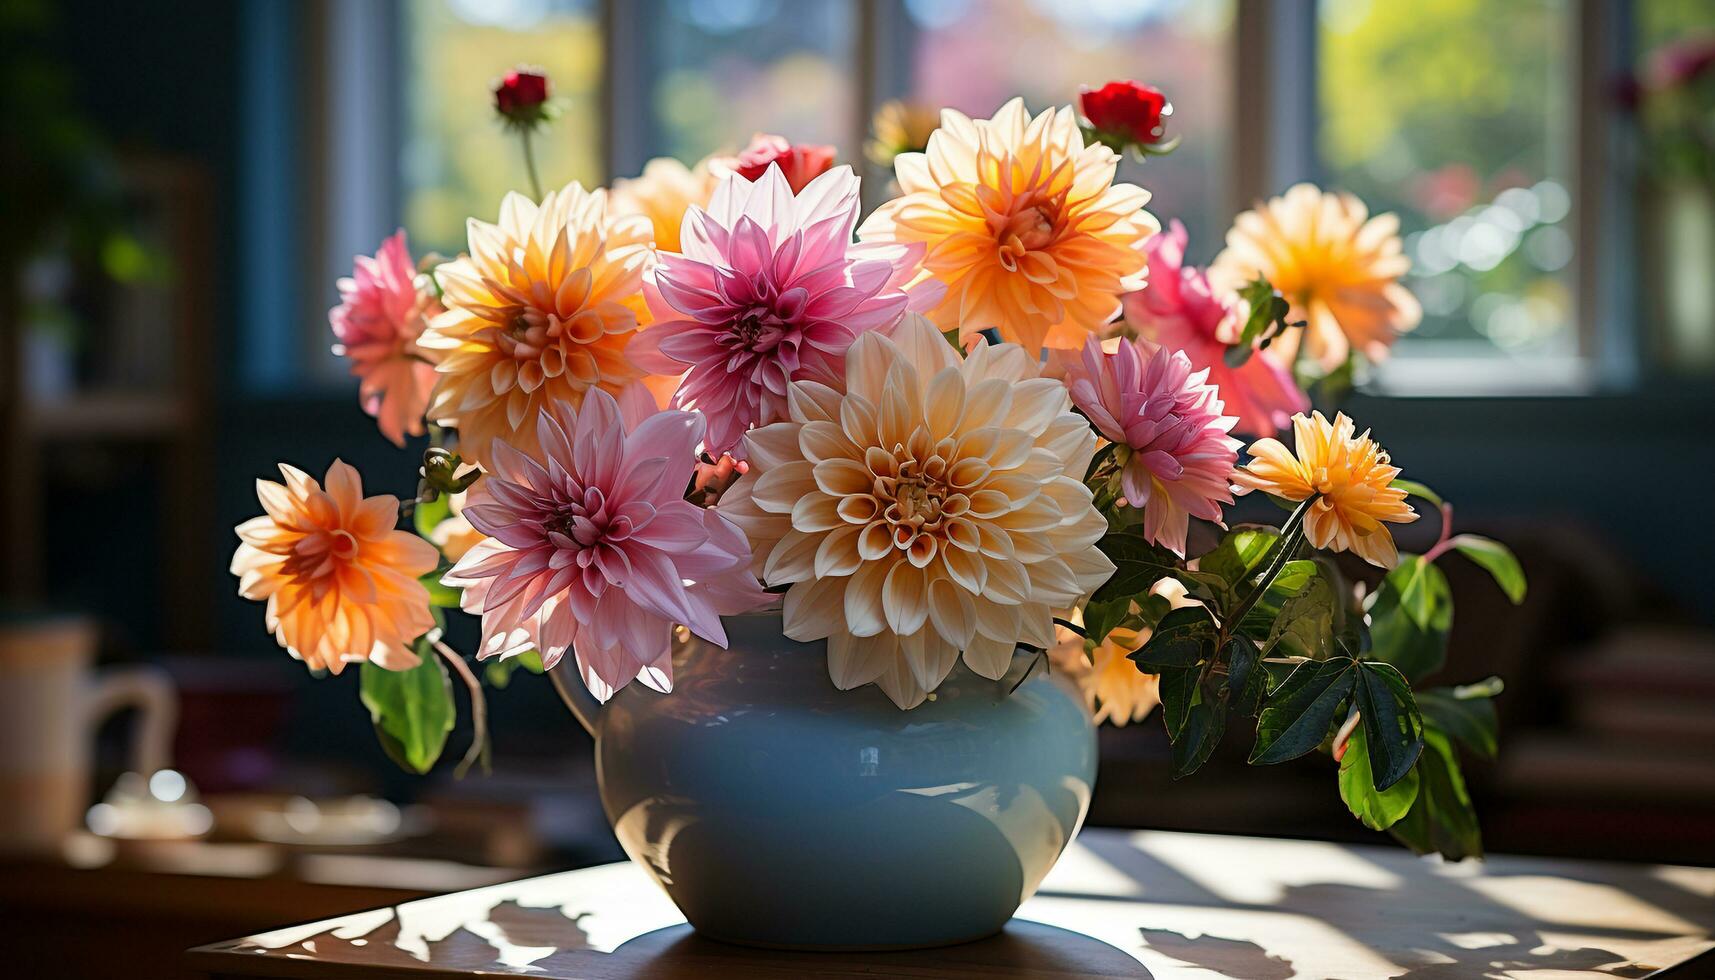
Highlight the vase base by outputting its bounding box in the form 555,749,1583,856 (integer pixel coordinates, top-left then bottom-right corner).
691,925,1004,953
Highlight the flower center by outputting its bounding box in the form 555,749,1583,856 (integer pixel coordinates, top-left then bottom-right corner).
328,529,359,561
994,198,1061,256
727,306,787,354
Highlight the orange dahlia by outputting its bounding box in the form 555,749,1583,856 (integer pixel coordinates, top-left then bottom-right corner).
419,182,656,466
858,98,1158,355
231,461,440,674
610,157,718,254
1211,183,1421,371
1233,411,1418,568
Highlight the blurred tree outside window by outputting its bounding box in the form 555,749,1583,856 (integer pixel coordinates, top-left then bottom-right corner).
403,0,604,258
903,0,1233,263
1318,0,1577,365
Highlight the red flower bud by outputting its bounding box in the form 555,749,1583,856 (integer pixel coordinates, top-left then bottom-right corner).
494,68,551,125
726,134,837,193
1079,80,1171,152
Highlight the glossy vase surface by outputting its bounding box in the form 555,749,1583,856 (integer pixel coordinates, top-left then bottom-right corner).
556,612,1097,950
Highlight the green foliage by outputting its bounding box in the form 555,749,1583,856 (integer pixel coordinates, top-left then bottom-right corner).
360,642,455,774
1367,557,1452,681
484,650,546,690
1339,727,1421,830
1128,607,1217,672
420,566,462,608
1250,658,1358,765
1258,567,1334,659
412,492,452,539
1388,729,1483,860
1227,279,1293,368
1389,479,1444,508
1352,661,1424,791
1448,534,1528,604
1417,679,1502,758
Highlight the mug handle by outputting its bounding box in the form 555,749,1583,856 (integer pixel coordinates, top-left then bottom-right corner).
85,666,178,777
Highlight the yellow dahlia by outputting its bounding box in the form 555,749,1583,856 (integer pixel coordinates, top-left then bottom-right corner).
718,313,1115,709
858,98,1159,355
231,461,440,675
1233,411,1418,568
419,182,656,466
1210,183,1421,371
610,157,718,254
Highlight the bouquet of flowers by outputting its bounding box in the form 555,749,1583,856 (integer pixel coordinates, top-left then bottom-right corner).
233,72,1524,860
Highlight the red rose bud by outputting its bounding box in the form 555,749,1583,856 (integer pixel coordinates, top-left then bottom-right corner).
728,134,837,193
1079,80,1175,156
494,68,551,127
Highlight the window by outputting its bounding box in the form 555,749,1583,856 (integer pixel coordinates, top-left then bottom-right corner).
402,0,605,256
899,0,1234,260
635,0,855,164
302,0,1664,393
1318,0,1577,369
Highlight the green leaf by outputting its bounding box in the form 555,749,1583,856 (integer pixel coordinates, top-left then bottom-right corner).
1353,661,1424,791
484,649,545,690
1225,635,1266,717
1228,278,1291,367
1250,658,1358,765
1237,559,1320,639
1448,534,1527,604
1091,532,1182,605
1127,606,1217,672
1198,526,1281,589
1171,682,1227,779
1339,726,1421,830
1158,666,1199,741
1393,556,1452,633
1389,479,1444,508
1388,728,1483,860
419,565,462,608
360,643,455,774
1366,560,1452,681
1417,684,1500,758
412,493,452,539
1263,572,1335,660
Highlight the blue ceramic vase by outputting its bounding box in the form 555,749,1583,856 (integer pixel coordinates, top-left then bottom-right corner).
552,611,1098,950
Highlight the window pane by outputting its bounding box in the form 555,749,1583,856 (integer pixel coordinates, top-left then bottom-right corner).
637,0,855,163
903,0,1234,261
1318,0,1575,361
402,0,604,256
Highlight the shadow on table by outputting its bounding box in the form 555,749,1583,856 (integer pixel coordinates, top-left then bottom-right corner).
604,921,1151,979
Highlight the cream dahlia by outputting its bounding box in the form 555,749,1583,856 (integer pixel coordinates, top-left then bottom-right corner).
232,460,439,675
858,98,1159,355
442,385,766,700
629,164,938,457
419,182,656,466
610,157,718,254
718,313,1115,709
1211,183,1421,371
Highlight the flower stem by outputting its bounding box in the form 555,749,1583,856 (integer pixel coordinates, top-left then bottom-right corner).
519,128,544,201
1421,501,1456,564
432,638,489,778
1224,494,1317,633
1053,617,1086,638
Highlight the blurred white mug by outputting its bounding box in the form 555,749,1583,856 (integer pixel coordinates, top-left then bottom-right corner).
0,614,176,855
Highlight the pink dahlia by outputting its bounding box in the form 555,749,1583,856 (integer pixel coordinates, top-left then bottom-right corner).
330,231,443,447
1066,336,1241,557
1123,220,1307,438
441,384,766,700
627,164,939,456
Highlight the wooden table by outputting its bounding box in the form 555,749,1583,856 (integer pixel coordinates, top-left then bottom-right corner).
188,828,1715,979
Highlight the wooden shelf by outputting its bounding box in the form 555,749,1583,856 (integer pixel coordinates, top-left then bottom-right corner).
23,391,190,441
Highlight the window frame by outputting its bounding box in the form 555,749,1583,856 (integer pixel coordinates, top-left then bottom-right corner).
291,0,1642,396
